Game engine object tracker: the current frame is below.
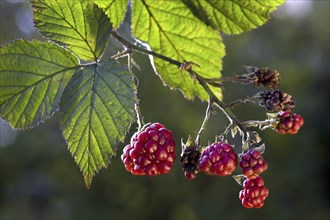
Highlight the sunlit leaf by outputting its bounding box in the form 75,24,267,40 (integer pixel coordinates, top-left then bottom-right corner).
132,0,224,101
60,59,136,188
0,40,79,129
182,0,285,34
32,0,112,61
93,0,128,28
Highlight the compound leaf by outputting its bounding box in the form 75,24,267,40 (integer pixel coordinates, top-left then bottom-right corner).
182,0,285,34
93,0,129,28
32,0,112,61
0,39,79,129
132,0,224,101
60,59,136,188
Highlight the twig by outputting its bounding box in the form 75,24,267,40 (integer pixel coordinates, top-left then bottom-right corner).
242,119,277,130
204,76,241,84
110,30,249,141
187,69,248,137
225,96,258,109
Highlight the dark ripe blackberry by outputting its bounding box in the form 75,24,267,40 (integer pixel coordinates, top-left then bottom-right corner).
181,146,201,180
258,90,295,112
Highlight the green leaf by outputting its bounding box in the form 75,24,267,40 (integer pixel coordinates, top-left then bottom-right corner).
93,0,128,28
0,39,79,129
32,0,112,61
132,0,224,101
182,0,286,34
60,59,136,188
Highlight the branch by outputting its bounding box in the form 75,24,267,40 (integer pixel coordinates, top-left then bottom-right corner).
110,30,249,140
188,69,248,137
242,119,277,130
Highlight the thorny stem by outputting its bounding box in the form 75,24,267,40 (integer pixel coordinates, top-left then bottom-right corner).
195,99,212,146
242,119,277,130
221,123,234,138
189,70,248,138
125,47,144,131
204,75,260,85
110,30,249,141
225,96,258,109
205,76,242,84
134,103,144,131
203,76,247,88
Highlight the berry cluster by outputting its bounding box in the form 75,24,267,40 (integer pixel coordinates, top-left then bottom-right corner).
199,142,238,176
180,140,269,208
120,65,304,209
275,111,304,134
250,81,304,135
121,123,176,176
238,149,269,208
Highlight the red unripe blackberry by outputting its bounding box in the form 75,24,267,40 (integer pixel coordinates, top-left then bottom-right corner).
199,142,238,176
275,111,304,134
121,123,176,176
240,150,268,179
239,176,269,208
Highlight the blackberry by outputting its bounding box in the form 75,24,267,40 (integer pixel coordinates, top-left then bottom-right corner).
275,111,304,134
121,123,176,176
240,150,268,179
239,176,269,208
181,144,201,180
199,142,238,176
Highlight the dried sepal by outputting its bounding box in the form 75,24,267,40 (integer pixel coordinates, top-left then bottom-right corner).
231,125,238,138
233,174,246,186
244,66,281,89
253,143,266,154
257,90,295,112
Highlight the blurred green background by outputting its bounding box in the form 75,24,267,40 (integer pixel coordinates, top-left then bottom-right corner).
0,0,329,219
